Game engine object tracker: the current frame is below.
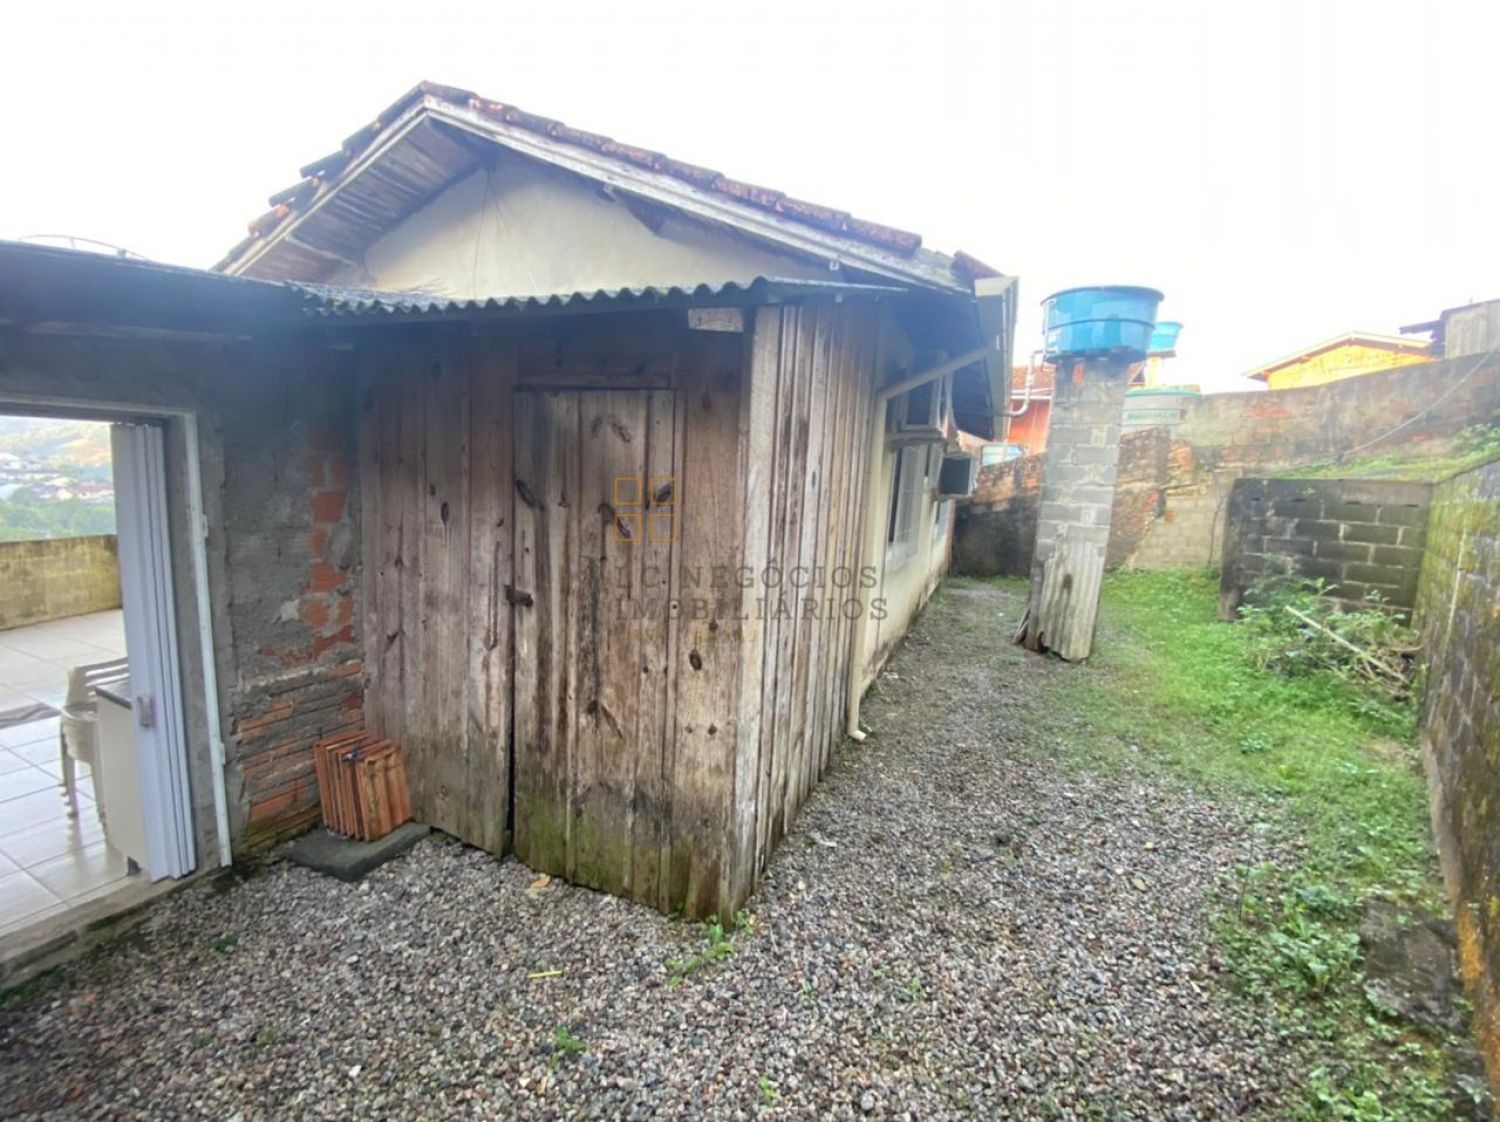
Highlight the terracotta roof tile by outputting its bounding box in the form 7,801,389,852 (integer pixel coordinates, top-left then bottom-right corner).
228,80,941,270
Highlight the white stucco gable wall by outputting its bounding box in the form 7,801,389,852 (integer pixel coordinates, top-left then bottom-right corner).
328,148,829,298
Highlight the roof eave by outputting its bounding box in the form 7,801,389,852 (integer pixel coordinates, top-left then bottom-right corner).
430,97,966,292
964,275,1018,440
220,94,972,295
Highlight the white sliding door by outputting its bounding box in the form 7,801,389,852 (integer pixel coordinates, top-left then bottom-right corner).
111,423,196,880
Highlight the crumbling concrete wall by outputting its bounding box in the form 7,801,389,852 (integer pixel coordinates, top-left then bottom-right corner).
1414,457,1500,1088
1218,479,1430,619
0,534,120,630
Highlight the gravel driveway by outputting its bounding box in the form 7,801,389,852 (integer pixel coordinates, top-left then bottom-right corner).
0,581,1288,1120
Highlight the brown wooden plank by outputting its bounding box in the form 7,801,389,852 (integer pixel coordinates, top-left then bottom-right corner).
756,306,797,872
418,339,471,836
769,305,815,848
396,346,428,820
825,306,875,773
668,332,746,918
789,304,832,816
570,390,649,895
729,308,781,905
633,387,678,908
355,359,385,749
804,305,850,797
464,332,515,854
512,390,577,877
366,343,413,754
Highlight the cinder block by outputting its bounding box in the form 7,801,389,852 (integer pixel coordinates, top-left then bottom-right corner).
1263,537,1314,557
1377,503,1428,528
1371,544,1424,568
1343,522,1401,546
1315,540,1372,563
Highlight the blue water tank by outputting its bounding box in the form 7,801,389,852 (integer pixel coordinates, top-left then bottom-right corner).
1042,286,1163,362
1148,321,1182,355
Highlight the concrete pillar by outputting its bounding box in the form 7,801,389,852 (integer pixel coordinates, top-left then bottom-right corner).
1017,355,1132,660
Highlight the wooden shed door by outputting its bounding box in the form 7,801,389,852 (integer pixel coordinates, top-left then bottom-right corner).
512,389,678,904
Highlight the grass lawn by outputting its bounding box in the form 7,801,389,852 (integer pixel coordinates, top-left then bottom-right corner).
1031,568,1467,1120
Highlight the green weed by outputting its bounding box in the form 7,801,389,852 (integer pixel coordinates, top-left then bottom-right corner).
1043,569,1454,1119
667,912,754,985
758,1074,779,1106
550,1025,585,1069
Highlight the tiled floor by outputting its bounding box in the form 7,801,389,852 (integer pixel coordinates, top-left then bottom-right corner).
0,610,134,937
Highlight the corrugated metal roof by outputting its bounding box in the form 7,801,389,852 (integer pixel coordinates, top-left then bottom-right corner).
290,276,909,320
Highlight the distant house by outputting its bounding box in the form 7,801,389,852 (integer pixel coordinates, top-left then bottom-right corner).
1244,331,1433,390
1003,363,1053,455
1401,298,1500,361
0,81,1015,924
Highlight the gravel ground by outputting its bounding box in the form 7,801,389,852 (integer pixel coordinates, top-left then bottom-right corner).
0,582,1290,1120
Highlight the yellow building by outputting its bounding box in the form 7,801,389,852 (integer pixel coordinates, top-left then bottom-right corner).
1245,332,1433,390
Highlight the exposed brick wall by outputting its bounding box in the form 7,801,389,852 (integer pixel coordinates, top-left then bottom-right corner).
956,354,1500,577
956,426,1167,576
1217,479,1430,620
0,534,120,629
1413,458,1500,1086
1107,426,1170,569
218,369,364,847
952,453,1044,577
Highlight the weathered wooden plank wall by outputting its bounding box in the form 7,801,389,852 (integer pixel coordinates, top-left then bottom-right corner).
357,305,883,917
358,326,512,854
731,300,880,902
359,314,750,917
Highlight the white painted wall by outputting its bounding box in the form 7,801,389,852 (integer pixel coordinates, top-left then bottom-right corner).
858,438,952,692
851,311,955,697
329,150,827,298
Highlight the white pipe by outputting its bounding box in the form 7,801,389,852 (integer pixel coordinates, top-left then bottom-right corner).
844,344,993,741
1004,350,1045,418
183,416,233,868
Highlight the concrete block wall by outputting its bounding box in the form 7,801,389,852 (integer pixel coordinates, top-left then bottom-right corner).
1218,478,1431,619
0,534,120,631
956,353,1500,578
1413,457,1500,1086
1017,361,1131,659
1031,370,1129,563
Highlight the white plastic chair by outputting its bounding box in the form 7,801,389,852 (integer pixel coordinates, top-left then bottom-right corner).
58,657,129,819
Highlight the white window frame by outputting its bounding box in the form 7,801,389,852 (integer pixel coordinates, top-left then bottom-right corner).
933,498,952,542
885,445,927,569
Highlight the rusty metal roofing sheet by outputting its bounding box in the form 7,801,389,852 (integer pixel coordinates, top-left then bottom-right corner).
289,276,909,320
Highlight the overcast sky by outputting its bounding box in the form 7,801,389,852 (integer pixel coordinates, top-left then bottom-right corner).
2,0,1494,391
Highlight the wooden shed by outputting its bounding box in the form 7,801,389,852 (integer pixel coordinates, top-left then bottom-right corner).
216,83,1018,916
